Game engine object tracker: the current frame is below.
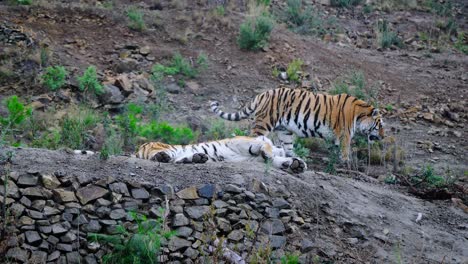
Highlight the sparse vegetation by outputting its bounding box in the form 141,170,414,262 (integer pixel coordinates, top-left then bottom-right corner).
0,96,32,146
330,71,377,103
454,32,468,54
138,121,196,145
286,58,304,83
214,5,225,16
152,52,207,79
331,0,362,8
89,210,175,264
60,109,101,150
412,164,446,187
41,66,67,91
425,0,453,17
126,7,145,31
283,0,337,37
293,138,310,159
376,19,402,49
238,14,274,51
281,253,300,264
15,0,32,5
78,66,104,96
325,140,340,174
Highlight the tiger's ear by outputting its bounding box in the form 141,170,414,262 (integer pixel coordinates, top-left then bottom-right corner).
372,109,380,117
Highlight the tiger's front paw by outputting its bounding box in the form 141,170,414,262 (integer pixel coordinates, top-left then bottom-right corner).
283,158,307,173
152,152,171,163
192,153,209,164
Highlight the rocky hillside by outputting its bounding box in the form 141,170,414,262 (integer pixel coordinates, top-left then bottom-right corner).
1,148,467,263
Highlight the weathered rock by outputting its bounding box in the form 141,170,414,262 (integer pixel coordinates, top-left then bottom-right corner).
17,174,39,187
166,83,182,94
22,187,53,199
131,188,150,199
176,187,199,200
213,200,229,209
198,184,216,198
100,84,125,105
18,216,35,226
76,185,109,204
47,235,60,245
9,203,25,217
30,250,47,263
61,231,77,243
57,243,73,252
272,198,290,209
270,235,286,249
27,209,45,220
53,189,78,203
301,238,314,252
96,198,112,206
225,184,243,193
96,206,111,218
84,220,102,233
41,173,61,189
169,237,192,251
183,247,199,259
185,206,210,220
139,46,151,55
110,209,127,219
72,214,89,226
261,219,285,235
44,206,61,216
67,251,81,264
52,223,68,234
176,226,193,238
173,213,190,227
217,218,232,232
228,230,244,241
25,230,42,245
84,254,98,264
6,247,29,262
48,250,61,261
109,182,130,196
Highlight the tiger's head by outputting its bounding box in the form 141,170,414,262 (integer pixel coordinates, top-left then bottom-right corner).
358,108,385,141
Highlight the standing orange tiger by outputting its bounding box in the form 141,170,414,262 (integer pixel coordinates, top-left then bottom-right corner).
210,87,384,162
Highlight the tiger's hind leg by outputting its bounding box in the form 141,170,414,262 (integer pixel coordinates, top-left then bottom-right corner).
276,128,296,157
175,153,209,164
151,152,172,163
271,156,307,173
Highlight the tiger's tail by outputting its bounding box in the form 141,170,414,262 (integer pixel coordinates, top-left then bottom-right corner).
210,100,256,121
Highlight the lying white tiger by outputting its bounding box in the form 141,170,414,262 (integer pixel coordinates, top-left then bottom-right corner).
136,136,307,173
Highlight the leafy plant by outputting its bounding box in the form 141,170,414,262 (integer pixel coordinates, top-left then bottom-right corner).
425,0,453,17
281,253,300,264
412,164,446,187
286,59,304,83
385,104,394,112
376,20,402,49
283,0,337,37
41,66,67,91
116,103,143,149
127,7,145,31
331,0,362,8
100,128,123,160
78,66,104,96
238,15,274,51
257,0,271,6
0,96,32,146
214,5,225,16
454,32,468,54
15,0,32,5
363,4,373,14
152,53,207,79
89,210,175,264
60,109,101,149
138,121,196,145
329,71,377,103
293,138,310,159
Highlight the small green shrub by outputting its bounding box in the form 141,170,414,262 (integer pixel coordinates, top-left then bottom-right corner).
15,0,32,5
293,138,310,159
60,110,101,149
425,0,453,17
127,7,145,31
138,121,196,145
78,66,104,96
257,0,271,6
31,129,61,150
283,0,337,37
0,96,32,145
455,32,468,54
214,5,225,16
330,71,376,102
363,4,373,14
205,120,249,140
238,15,274,51
89,210,175,264
102,0,114,9
331,0,362,8
100,128,123,160
281,253,300,264
385,104,394,112
152,53,207,79
286,59,304,83
41,66,67,91
377,20,402,49
325,140,340,174
116,103,142,149
413,164,446,187
40,46,49,67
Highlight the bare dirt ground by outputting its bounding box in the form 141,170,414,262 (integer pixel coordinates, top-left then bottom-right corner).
0,0,467,262
7,147,468,263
